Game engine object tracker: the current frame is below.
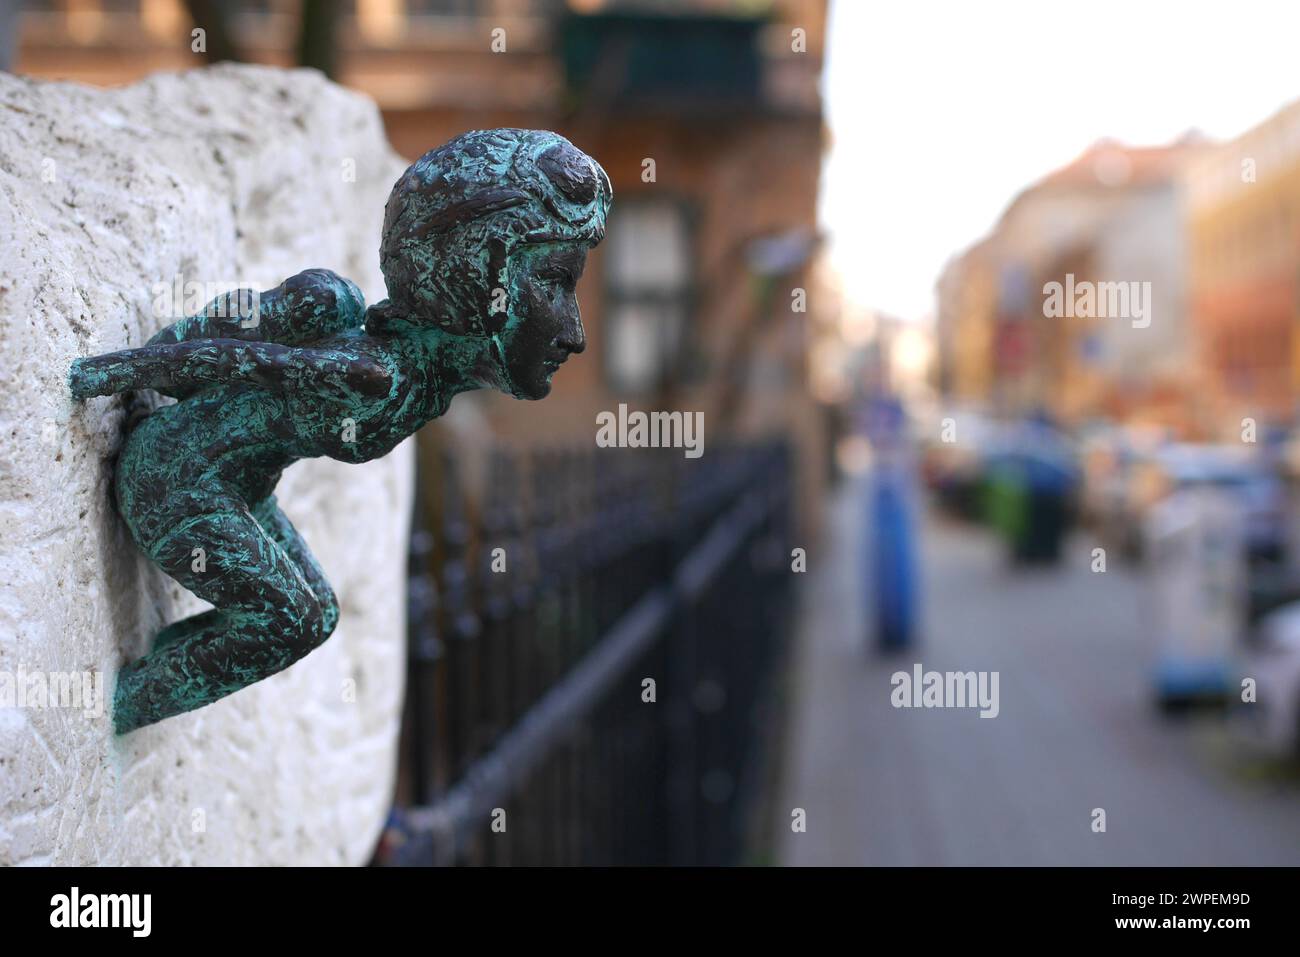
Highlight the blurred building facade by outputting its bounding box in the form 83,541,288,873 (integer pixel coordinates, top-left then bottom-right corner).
936,138,1205,432
934,235,997,405
15,0,830,528
16,0,825,430
1185,98,1300,434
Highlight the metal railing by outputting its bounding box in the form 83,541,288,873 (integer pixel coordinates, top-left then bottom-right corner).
378,439,794,866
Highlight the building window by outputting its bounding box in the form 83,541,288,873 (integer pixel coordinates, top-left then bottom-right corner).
602,199,694,394
404,0,477,15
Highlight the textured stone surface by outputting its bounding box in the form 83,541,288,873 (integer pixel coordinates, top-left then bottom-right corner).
0,64,411,865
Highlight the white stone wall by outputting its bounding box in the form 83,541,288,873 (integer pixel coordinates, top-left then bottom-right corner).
0,65,412,865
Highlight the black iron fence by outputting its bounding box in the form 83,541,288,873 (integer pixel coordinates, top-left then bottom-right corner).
376,439,795,866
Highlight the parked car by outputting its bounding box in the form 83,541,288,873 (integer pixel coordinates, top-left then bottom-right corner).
1159,444,1286,562
1132,444,1288,565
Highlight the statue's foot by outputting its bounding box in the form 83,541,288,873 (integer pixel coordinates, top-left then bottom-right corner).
112,664,150,735
68,358,98,401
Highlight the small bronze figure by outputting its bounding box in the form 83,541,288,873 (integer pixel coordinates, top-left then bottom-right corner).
69,129,612,734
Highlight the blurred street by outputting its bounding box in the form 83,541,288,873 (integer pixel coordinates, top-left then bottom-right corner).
11,0,1300,870
778,472,1300,866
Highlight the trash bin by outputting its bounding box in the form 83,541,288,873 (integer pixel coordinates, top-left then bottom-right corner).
985,418,1077,565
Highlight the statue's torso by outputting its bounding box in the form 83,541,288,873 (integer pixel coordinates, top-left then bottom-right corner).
118,329,452,510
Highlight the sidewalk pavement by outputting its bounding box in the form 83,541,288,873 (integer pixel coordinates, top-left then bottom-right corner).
777,473,1300,865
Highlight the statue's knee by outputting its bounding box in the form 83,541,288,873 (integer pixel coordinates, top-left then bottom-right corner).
318,585,340,639
274,591,327,657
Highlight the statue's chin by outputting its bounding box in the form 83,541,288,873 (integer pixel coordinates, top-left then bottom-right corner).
518,379,551,401
494,375,549,401
505,364,558,401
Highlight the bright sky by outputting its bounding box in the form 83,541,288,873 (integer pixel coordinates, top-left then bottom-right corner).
819,0,1300,323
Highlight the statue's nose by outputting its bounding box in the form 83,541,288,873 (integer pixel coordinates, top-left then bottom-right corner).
559,308,586,355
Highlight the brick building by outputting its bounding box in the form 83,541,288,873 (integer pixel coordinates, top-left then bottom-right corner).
1184,98,1300,433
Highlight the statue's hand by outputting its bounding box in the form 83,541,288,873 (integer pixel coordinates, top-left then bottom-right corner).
69,345,206,400
69,352,146,400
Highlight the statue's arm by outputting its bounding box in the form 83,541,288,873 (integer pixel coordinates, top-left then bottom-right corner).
69,339,392,401
148,269,367,348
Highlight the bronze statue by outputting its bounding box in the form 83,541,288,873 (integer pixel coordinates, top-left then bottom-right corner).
68,129,612,733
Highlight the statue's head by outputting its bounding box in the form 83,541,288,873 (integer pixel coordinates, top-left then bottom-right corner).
375,128,612,399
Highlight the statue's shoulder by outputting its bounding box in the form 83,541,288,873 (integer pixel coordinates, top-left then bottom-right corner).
261,268,367,342
278,268,366,327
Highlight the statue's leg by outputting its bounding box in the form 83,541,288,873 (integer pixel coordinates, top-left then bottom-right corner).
151,609,221,651
149,501,338,652
249,496,340,637
113,505,332,734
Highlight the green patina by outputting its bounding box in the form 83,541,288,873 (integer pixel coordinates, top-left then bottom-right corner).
68,129,611,734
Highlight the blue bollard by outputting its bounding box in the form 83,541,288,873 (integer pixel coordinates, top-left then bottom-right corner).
861,394,919,654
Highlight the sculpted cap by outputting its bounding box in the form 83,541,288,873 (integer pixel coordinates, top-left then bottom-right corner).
377,128,613,336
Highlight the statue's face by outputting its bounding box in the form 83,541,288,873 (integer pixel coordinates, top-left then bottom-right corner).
498,243,589,399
